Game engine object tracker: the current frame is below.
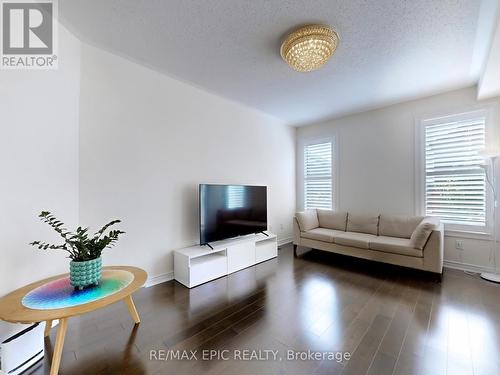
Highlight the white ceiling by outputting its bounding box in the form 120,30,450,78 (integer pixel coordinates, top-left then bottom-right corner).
59,0,496,125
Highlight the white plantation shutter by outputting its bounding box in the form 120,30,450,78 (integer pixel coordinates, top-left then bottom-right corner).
304,141,333,209
424,114,487,227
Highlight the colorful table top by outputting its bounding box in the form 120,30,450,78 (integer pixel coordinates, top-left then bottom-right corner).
22,269,134,310
0,266,147,324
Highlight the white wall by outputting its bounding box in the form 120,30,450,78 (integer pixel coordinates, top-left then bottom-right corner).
78,44,295,284
296,86,500,272
0,26,81,337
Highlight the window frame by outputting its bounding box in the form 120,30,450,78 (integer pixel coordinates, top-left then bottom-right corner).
415,108,493,236
298,136,338,211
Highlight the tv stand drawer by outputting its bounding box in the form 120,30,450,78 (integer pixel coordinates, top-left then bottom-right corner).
189,253,227,287
227,242,256,274
256,238,278,263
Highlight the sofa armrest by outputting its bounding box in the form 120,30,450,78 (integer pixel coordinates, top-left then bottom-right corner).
293,217,301,245
422,223,444,274
295,209,319,231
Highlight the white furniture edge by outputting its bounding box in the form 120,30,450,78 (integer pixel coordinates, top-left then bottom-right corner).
174,232,278,288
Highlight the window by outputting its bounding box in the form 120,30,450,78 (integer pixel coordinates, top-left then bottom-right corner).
420,110,488,231
304,141,333,210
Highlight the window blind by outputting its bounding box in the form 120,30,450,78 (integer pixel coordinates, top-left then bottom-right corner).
424,116,486,226
304,141,333,210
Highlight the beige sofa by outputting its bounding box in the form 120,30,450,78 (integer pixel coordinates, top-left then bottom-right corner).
293,210,444,277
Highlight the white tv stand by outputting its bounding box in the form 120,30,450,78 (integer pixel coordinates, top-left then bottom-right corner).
174,232,277,288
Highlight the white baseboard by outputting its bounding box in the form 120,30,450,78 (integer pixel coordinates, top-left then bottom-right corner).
144,254,493,284
444,260,494,274
278,236,292,247
145,261,492,286
145,271,174,287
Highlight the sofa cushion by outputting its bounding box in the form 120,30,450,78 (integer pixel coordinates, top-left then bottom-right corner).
379,215,424,239
301,228,344,243
317,210,347,231
370,236,423,257
410,217,440,250
334,232,378,249
296,210,319,231
346,213,380,235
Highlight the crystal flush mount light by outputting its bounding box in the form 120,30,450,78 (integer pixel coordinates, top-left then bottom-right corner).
280,24,339,72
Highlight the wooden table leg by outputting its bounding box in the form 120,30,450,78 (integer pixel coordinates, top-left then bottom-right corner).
44,320,53,337
124,295,141,324
50,318,68,375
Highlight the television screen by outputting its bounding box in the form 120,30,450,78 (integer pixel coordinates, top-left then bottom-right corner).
199,184,267,244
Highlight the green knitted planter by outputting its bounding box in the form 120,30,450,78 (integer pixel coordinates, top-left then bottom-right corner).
70,257,102,290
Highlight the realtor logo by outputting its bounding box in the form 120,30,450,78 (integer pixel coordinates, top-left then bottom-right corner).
1,0,58,69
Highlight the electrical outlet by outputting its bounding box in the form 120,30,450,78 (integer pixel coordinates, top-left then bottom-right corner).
455,240,464,250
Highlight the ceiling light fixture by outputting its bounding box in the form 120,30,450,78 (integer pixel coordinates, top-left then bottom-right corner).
280,24,339,72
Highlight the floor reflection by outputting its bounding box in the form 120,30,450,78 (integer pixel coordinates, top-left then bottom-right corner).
25,245,500,375
299,277,338,338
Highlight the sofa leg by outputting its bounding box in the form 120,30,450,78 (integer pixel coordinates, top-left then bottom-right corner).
433,272,443,282
293,244,298,257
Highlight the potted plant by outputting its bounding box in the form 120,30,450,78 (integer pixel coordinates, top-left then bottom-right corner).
30,211,125,290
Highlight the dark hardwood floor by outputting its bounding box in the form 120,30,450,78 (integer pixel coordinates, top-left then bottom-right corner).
30,244,500,375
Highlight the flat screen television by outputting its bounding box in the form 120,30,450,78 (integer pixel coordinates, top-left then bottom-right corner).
199,184,267,245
